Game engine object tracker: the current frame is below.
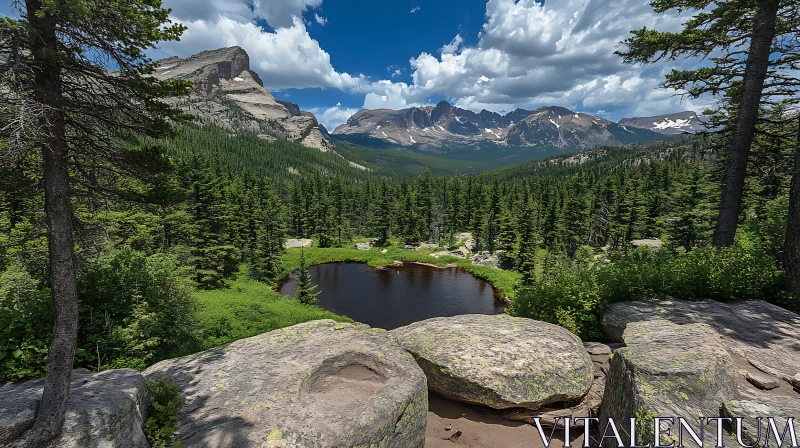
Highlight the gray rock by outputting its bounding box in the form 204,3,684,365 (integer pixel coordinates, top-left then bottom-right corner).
721,397,800,447
284,238,313,249
603,300,800,382
629,238,664,248
793,372,800,389
470,251,503,268
144,320,428,448
355,242,372,250
430,250,465,259
0,369,150,448
745,371,780,390
583,342,612,356
403,245,419,252
390,314,593,410
154,47,333,152
599,320,738,447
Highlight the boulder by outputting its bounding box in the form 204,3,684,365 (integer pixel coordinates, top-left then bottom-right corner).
470,251,503,268
599,320,738,447
629,238,663,249
430,250,466,259
144,320,428,448
745,371,780,390
603,300,800,382
390,314,593,410
721,397,800,447
355,242,372,250
583,342,612,356
284,238,313,249
0,369,150,448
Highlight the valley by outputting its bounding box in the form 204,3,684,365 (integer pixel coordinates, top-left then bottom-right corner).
1,1,798,447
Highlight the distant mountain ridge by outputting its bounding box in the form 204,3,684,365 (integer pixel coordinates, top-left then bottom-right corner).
618,111,712,135
333,102,684,152
153,46,332,151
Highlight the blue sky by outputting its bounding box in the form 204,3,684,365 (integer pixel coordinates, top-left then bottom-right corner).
2,0,711,130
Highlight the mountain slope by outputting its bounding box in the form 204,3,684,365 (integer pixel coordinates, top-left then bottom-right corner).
618,111,711,135
333,102,663,152
153,47,332,151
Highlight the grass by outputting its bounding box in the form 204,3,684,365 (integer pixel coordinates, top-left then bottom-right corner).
193,267,351,350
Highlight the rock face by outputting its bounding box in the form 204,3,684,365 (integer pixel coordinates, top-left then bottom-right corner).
599,320,738,447
390,314,594,410
144,320,428,448
0,369,150,448
721,398,800,448
332,102,663,151
154,46,332,151
603,300,800,382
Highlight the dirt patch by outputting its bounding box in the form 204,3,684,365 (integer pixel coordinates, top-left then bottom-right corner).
426,394,587,448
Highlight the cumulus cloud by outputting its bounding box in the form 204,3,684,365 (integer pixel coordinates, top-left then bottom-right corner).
310,103,361,130
359,0,710,118
314,13,328,26
160,0,366,91
160,0,714,121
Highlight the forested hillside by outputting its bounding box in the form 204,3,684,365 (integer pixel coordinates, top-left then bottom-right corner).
3,118,795,381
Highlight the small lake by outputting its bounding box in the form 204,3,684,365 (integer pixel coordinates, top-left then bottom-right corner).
278,262,506,330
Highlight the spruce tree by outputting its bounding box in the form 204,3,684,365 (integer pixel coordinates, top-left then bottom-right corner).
0,1,188,443
295,249,319,305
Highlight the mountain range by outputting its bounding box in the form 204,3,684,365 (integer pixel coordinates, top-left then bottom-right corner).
332,103,711,152
154,46,709,156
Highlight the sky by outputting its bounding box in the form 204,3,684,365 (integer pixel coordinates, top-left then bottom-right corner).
1,0,714,131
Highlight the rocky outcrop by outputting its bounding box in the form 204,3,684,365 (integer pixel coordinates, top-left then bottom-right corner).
0,369,151,448
284,238,313,249
390,314,593,410
603,300,800,382
599,320,738,447
721,397,800,448
154,46,333,151
470,251,503,268
144,320,428,448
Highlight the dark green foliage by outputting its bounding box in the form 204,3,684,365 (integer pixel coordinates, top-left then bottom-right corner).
144,377,184,448
508,240,786,339
78,248,198,371
0,264,51,380
295,249,319,305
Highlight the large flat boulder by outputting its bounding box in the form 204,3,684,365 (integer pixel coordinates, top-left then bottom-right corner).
144,320,428,448
599,320,738,447
603,300,800,382
390,314,594,410
0,369,150,448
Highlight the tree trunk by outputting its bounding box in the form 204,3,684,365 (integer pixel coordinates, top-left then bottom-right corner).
712,0,780,247
786,116,800,313
18,1,80,446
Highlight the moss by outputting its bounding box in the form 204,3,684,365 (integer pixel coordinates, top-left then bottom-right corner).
266,429,283,441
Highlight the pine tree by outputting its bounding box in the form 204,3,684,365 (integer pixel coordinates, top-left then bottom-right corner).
295,249,319,305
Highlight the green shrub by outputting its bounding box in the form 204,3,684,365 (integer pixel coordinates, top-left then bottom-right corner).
0,264,52,381
507,263,605,340
508,240,786,340
144,377,184,448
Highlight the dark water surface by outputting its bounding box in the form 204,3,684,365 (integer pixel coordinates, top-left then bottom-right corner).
278,262,505,330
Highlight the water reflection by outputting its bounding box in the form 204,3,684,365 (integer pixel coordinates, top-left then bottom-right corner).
278,262,505,330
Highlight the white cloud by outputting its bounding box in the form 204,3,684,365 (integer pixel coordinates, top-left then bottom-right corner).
440,35,463,55
160,0,716,121
310,104,361,130
160,16,367,91
410,6,421,14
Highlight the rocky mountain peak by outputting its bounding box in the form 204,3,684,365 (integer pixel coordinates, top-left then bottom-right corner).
153,46,332,151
